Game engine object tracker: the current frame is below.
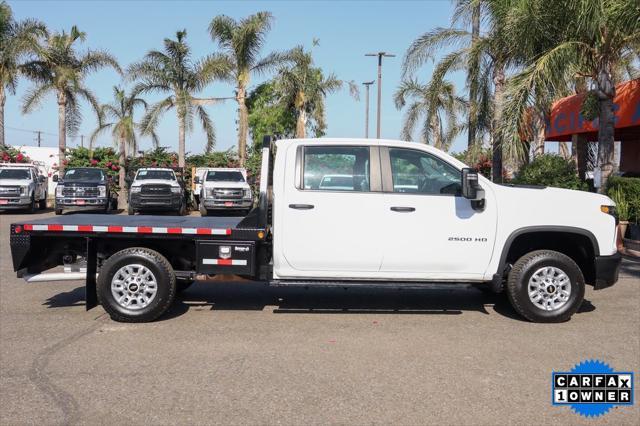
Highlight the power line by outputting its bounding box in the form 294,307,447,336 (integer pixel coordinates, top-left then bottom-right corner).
5,126,57,137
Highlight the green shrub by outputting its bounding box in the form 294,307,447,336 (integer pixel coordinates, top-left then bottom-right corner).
609,187,630,222
607,176,640,223
511,154,587,190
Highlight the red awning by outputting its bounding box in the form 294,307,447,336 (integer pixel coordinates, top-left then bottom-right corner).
545,79,640,141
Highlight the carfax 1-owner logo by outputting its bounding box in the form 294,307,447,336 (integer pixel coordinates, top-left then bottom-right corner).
552,360,634,417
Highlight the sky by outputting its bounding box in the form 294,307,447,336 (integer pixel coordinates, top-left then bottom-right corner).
6,0,470,155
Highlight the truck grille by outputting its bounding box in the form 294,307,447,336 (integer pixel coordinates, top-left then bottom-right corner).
62,186,99,197
212,188,243,200
141,184,171,195
0,186,21,196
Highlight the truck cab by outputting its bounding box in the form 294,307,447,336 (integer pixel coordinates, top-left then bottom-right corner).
0,163,47,212
128,168,186,215
196,168,253,216
53,167,115,215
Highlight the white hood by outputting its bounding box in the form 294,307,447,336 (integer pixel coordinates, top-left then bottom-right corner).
202,181,250,190
0,179,31,186
132,179,181,188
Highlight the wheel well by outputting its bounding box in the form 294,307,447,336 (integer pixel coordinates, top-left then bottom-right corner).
503,231,596,284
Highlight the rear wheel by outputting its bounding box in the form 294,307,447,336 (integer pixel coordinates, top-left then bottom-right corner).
507,250,585,323
97,247,176,322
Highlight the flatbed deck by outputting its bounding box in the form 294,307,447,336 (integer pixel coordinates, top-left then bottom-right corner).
12,214,264,238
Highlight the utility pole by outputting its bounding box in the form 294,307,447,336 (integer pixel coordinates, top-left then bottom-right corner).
362,81,375,138
35,131,42,147
365,52,395,138
80,135,84,148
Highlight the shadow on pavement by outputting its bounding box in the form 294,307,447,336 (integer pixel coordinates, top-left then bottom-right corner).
42,281,596,322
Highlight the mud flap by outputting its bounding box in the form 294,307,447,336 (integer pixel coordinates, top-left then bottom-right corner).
85,238,98,310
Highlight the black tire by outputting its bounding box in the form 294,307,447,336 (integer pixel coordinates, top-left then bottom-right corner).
176,279,194,293
177,202,186,216
27,195,36,213
55,208,63,215
507,250,585,323
97,247,176,322
128,204,135,215
199,204,208,217
38,193,47,210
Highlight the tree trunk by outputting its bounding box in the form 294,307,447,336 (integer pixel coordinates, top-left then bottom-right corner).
467,1,480,148
296,108,307,138
595,67,616,193
558,142,570,159
532,109,546,158
430,114,442,149
236,85,248,166
0,85,5,147
491,65,505,183
178,113,185,168
57,91,67,174
118,133,127,209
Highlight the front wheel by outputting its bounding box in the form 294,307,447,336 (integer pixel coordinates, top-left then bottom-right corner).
127,204,135,215
97,247,176,322
199,204,208,217
27,195,36,213
507,250,585,323
38,193,47,210
177,202,186,216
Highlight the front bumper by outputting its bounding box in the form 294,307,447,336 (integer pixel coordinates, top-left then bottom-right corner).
130,193,182,210
203,198,252,210
0,196,31,209
56,197,107,207
593,252,622,290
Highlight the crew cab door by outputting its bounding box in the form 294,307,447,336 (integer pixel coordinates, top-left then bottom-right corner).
279,144,384,273
379,147,497,279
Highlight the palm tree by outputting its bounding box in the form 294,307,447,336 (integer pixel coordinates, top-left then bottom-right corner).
402,0,513,181
21,26,120,173
130,30,225,168
0,1,46,146
500,0,640,192
394,78,466,151
276,46,358,138
209,12,284,165
91,86,156,207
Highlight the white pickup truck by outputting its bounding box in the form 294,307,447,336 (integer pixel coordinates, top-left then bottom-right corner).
0,162,48,212
9,138,621,323
195,168,253,216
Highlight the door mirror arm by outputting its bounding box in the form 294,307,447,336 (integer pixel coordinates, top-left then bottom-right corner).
461,168,486,211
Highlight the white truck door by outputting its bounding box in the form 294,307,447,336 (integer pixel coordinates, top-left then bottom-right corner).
379,147,497,279
279,144,384,272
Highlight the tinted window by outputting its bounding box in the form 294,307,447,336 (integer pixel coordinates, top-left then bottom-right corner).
303,146,370,192
389,148,461,195
0,169,30,179
63,168,105,181
136,170,176,180
206,171,245,182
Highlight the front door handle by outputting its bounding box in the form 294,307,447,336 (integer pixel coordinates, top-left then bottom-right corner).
390,206,415,212
289,204,315,210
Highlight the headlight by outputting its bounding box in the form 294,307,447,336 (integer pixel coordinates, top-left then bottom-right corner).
130,186,141,193
21,186,29,195
98,185,107,197
56,185,64,197
171,186,182,193
244,189,252,199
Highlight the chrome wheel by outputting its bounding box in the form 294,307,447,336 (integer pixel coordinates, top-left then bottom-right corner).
528,266,571,311
111,264,158,310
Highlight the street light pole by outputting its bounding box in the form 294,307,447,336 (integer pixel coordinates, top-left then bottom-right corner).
362,81,374,138
365,52,395,138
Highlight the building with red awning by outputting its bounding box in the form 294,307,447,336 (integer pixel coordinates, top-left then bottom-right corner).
545,79,640,176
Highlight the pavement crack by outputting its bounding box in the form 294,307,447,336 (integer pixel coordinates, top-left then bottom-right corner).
27,320,103,425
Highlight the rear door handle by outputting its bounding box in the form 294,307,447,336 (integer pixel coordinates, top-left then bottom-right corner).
390,206,415,212
289,204,315,210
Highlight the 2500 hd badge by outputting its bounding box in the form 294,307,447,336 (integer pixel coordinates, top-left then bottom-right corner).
448,236,488,242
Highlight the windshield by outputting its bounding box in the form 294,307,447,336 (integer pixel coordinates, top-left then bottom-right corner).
63,168,105,181
136,170,176,181
0,169,30,180
206,171,245,182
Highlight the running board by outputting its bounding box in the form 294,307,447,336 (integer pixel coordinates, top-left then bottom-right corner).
269,280,478,290
23,272,95,283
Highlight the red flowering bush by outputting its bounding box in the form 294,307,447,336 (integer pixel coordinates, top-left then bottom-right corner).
0,146,31,163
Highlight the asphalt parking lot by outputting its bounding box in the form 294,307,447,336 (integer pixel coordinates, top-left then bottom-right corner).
1,209,639,425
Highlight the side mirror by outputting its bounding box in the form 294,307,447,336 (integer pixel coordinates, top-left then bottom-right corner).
462,168,485,210
52,175,59,183
38,175,46,183
194,176,200,184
